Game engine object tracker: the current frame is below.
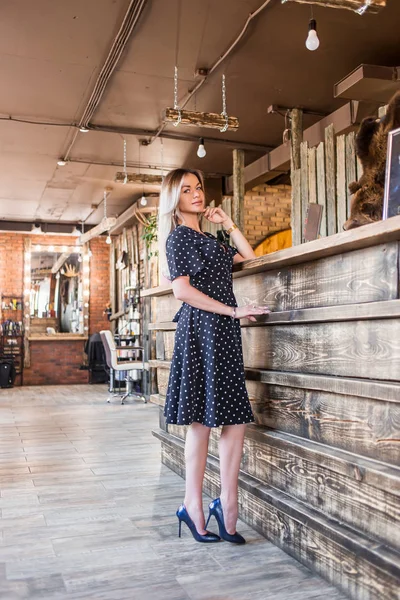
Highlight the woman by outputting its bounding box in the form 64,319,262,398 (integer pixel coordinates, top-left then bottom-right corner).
158,168,269,544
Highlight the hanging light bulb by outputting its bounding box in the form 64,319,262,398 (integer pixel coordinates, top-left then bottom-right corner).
140,195,147,206
197,138,206,158
78,254,82,263
306,19,320,51
57,159,66,166
106,232,112,245
56,272,60,280
79,126,89,133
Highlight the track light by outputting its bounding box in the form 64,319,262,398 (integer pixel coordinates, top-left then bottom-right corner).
57,159,66,166
79,126,89,133
197,138,206,158
306,19,320,51
140,195,147,206
106,232,112,245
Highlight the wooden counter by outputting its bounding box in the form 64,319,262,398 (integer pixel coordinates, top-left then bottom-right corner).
143,217,400,600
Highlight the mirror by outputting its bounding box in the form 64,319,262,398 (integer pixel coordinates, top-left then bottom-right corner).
30,251,84,333
23,240,90,340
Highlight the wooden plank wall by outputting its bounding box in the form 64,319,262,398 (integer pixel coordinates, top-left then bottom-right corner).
146,226,400,600
293,126,358,244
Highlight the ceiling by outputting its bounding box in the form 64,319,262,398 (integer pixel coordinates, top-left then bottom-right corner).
0,0,399,228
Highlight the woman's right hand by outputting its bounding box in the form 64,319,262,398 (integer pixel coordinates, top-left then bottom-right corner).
235,305,271,322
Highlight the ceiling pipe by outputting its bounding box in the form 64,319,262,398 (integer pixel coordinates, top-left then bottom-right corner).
0,115,272,154
61,0,149,162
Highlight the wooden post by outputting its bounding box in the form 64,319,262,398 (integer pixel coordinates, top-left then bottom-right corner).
336,134,347,232
290,108,303,246
325,124,337,236
346,131,357,216
316,142,327,237
110,240,116,334
300,141,309,242
232,149,245,234
308,146,317,206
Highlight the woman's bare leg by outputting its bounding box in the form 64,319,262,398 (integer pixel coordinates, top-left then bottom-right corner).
218,424,246,534
183,422,211,534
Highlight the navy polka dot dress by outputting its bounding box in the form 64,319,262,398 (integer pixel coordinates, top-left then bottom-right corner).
164,225,254,428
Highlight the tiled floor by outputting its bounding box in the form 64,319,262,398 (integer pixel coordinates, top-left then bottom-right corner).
0,385,347,599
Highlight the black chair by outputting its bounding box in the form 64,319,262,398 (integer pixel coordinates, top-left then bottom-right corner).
85,333,108,384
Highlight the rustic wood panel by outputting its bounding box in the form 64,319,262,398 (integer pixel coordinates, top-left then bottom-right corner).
291,168,302,246
196,425,400,548
325,124,337,236
160,367,400,465
247,380,400,465
240,432,400,550
164,108,239,130
157,432,400,600
233,243,399,312
232,149,245,234
346,132,357,216
300,141,309,241
152,359,400,403
308,146,317,206
156,368,170,397
316,142,327,237
150,300,400,330
155,331,165,360
336,134,347,233
246,368,400,403
162,331,175,361
153,293,181,323
241,319,400,381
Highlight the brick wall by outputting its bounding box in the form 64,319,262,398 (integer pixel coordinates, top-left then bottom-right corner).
243,184,292,248
0,233,24,296
23,340,88,386
0,233,111,386
89,237,111,335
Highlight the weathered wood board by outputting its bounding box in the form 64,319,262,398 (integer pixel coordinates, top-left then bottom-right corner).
157,431,400,600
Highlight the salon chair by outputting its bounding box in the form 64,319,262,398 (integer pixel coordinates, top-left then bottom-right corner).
100,330,147,405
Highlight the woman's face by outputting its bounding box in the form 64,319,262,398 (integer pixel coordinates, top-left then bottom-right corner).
178,173,205,216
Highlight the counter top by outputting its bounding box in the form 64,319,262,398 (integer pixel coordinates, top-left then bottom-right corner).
28,334,88,341
141,215,400,298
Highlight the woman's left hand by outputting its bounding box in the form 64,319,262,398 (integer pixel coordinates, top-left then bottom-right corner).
203,206,232,226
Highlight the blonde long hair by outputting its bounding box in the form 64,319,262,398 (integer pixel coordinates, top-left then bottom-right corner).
158,168,205,281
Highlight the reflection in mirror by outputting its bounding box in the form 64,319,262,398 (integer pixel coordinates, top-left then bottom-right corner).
30,251,84,333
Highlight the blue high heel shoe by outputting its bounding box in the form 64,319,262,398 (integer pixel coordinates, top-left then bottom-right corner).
176,505,220,543
205,498,246,544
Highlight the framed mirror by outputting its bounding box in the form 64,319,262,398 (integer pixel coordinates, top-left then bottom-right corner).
23,239,90,365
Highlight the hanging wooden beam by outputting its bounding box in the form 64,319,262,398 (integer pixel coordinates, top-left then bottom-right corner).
164,108,239,131
281,0,385,13
114,172,163,185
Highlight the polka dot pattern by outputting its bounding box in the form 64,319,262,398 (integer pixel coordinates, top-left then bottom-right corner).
164,225,254,428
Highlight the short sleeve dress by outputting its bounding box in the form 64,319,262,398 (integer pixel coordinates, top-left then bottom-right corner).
164,225,254,428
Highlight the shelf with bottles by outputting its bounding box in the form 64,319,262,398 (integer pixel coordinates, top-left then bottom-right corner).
0,321,24,336
0,295,23,312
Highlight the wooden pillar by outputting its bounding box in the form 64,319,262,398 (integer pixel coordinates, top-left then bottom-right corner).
290,108,303,246
232,149,245,233
110,240,116,334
